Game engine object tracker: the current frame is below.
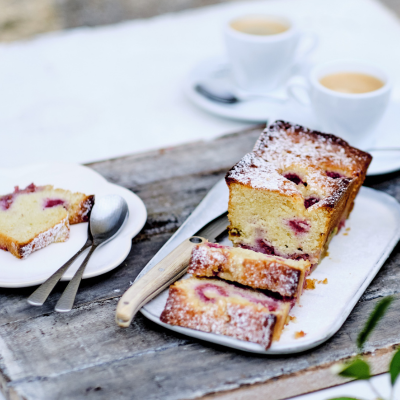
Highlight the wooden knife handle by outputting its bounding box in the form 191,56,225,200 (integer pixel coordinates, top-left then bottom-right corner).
116,236,207,327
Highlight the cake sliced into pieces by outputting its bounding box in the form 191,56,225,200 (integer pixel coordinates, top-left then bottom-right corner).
226,121,371,268
188,242,310,300
160,277,291,349
0,183,94,259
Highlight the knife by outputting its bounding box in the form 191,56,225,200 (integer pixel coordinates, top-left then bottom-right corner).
116,211,229,327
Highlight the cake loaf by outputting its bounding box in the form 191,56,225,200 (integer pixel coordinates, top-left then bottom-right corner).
226,121,372,268
160,277,291,349
0,183,94,259
188,242,310,299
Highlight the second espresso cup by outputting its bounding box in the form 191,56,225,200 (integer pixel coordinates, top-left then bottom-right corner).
289,60,392,149
224,15,315,94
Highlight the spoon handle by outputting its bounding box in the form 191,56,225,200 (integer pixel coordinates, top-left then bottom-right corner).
116,236,207,328
55,244,98,312
27,239,92,306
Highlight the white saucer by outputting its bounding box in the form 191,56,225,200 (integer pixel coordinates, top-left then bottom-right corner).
183,56,315,124
0,163,147,288
184,56,400,176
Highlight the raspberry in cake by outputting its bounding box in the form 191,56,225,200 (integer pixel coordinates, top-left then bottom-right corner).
160,277,291,349
188,242,310,299
225,121,371,268
0,183,94,259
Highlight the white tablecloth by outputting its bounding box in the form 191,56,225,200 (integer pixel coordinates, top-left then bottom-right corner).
0,0,399,167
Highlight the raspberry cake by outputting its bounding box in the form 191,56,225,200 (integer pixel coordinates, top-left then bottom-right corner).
0,183,94,259
160,277,291,349
188,242,310,300
226,121,371,268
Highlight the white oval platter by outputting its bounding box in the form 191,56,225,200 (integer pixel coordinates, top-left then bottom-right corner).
140,179,400,354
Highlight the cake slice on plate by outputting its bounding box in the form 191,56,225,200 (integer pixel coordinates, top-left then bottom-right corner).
226,121,372,269
160,277,291,349
188,242,310,300
0,183,94,259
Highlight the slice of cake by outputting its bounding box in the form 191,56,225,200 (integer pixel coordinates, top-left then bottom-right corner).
188,242,310,299
0,183,94,259
160,277,291,349
226,121,371,268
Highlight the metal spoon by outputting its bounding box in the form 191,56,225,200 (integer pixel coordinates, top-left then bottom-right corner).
27,195,129,310
195,82,287,104
27,225,93,306
55,194,129,312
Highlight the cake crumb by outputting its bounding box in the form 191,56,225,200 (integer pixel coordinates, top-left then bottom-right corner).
325,252,330,257
306,279,317,290
343,233,348,236
289,316,297,323
346,227,351,231
295,331,306,339
306,278,328,289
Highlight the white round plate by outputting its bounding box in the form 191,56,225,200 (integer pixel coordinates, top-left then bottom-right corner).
184,56,400,176
0,163,147,288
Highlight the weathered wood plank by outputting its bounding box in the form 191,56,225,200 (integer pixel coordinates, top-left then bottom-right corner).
0,125,400,400
2,294,400,400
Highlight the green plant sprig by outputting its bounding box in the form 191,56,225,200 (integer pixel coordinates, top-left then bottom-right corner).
329,296,400,400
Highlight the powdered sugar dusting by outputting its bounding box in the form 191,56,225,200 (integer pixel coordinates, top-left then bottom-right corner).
160,278,289,349
189,243,227,271
20,217,70,259
189,243,307,298
78,197,94,222
254,121,371,177
226,152,299,195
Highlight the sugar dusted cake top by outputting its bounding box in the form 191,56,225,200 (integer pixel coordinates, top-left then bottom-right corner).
226,121,372,211
254,120,372,177
226,152,300,196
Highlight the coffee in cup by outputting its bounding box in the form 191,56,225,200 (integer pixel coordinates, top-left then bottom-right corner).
224,15,317,93
319,72,385,94
230,16,289,36
287,60,392,149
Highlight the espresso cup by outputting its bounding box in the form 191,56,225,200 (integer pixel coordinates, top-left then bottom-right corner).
224,15,316,94
288,60,392,148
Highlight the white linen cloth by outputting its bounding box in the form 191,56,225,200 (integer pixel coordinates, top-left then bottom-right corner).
0,0,400,167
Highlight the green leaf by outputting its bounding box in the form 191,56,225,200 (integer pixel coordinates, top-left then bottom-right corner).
328,398,362,400
338,358,371,380
357,296,393,350
390,347,400,386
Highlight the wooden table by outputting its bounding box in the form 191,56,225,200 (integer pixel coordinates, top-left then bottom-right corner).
1,126,400,400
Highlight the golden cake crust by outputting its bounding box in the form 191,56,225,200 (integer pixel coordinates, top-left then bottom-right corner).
0,217,70,259
188,243,310,299
253,120,372,178
160,278,291,348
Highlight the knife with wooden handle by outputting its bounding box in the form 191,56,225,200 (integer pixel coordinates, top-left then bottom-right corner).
116,211,229,327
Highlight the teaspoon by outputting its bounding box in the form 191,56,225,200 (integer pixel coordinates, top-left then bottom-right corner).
195,83,287,104
28,195,129,311
55,194,129,312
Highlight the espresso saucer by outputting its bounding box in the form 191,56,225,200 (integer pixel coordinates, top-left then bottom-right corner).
183,56,400,176
183,55,315,125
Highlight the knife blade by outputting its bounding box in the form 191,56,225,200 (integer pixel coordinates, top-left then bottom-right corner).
194,211,229,241
116,211,230,327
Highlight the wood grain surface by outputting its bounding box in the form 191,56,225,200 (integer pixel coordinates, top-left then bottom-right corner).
1,125,400,400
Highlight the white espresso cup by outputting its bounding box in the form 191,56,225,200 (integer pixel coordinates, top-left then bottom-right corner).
289,60,392,149
224,15,316,94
